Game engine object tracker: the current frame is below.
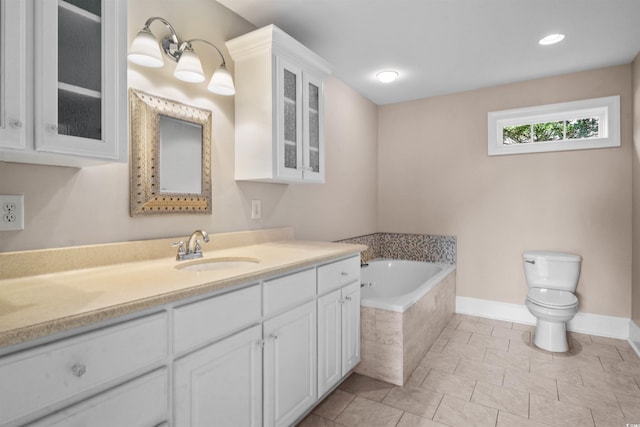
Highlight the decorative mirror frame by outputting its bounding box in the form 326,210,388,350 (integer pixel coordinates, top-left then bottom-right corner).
129,89,212,216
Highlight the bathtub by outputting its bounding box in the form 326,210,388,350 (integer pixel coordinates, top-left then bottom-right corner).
356,259,456,385
361,260,456,312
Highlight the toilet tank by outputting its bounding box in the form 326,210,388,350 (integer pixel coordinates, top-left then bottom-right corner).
522,251,582,292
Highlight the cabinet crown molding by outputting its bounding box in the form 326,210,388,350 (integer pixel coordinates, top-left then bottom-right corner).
226,24,332,78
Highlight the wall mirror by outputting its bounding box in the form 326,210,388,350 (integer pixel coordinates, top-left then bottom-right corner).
129,89,212,216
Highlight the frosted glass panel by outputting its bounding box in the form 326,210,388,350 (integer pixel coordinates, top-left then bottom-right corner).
284,143,297,169
309,112,319,149
284,69,296,101
310,150,319,173
58,89,101,140
58,4,101,91
309,83,319,111
284,101,296,143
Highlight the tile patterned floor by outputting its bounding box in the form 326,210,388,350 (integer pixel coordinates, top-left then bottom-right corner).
298,314,640,427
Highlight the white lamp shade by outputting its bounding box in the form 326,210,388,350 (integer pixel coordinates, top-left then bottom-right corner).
208,66,235,96
128,29,164,68
174,49,205,83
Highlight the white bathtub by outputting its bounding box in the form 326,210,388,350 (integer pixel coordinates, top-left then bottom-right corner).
360,259,456,313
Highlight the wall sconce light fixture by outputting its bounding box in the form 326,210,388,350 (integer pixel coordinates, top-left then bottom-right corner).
128,17,235,96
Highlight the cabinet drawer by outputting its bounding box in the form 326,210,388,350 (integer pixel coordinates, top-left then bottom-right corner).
27,369,169,427
174,284,261,354
264,268,316,317
0,312,168,426
317,256,360,295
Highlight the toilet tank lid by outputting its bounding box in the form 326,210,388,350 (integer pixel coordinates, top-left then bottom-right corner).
522,251,582,262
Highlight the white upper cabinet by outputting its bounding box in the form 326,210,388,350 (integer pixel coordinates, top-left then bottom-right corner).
227,25,331,184
0,0,127,167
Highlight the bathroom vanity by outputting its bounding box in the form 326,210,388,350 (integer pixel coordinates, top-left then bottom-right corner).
0,229,365,427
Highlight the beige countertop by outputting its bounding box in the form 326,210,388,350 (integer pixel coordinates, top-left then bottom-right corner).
0,238,366,350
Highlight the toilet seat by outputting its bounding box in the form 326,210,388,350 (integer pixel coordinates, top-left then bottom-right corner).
527,288,577,309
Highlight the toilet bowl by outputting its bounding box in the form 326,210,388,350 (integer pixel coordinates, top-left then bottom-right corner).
523,251,581,352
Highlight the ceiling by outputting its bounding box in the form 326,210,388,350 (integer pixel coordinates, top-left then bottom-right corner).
217,0,640,105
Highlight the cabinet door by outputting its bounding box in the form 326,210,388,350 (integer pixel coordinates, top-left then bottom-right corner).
34,0,126,161
302,72,325,183
275,56,303,181
264,300,317,427
342,282,361,374
0,0,27,150
317,289,342,397
26,369,168,427
174,324,263,427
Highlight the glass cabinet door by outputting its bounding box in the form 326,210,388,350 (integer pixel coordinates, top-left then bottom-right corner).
0,0,27,150
57,0,102,140
276,57,303,180
35,0,126,161
302,73,325,182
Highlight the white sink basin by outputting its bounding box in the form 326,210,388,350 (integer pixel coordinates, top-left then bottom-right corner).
175,257,260,272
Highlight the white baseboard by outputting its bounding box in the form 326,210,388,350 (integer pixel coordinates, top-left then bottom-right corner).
630,320,640,358
456,296,630,340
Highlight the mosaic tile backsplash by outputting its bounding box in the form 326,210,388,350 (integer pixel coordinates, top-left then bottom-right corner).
338,232,456,264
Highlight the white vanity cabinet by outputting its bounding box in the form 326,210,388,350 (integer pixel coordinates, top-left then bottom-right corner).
173,285,263,427
0,313,168,427
264,301,317,427
263,269,318,427
26,369,169,427
317,257,362,397
0,253,362,427
0,0,127,167
226,25,332,184
174,325,263,427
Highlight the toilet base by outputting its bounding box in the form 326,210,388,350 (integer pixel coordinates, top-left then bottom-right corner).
533,319,568,352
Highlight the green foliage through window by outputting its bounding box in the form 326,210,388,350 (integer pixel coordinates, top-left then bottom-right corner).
502,118,599,145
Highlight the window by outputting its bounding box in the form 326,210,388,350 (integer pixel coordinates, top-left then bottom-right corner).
487,95,620,156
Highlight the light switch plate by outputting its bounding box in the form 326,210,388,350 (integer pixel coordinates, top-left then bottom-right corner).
251,199,262,220
0,194,24,231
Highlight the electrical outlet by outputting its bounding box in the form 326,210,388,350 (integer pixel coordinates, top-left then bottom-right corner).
251,199,262,220
0,195,24,231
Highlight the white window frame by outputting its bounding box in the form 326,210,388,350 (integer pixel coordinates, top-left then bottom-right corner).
487,95,620,156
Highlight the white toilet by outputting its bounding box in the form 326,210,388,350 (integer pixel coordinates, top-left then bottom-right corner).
523,250,581,352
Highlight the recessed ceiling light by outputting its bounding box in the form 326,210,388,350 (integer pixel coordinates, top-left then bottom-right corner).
539,33,565,46
376,70,399,83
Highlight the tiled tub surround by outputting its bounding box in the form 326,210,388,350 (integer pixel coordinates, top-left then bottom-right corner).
339,233,456,264
338,233,457,386
356,267,456,386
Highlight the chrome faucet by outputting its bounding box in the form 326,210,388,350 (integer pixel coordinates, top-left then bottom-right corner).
172,230,210,261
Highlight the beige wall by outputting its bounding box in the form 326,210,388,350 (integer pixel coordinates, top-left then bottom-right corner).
378,65,633,318
633,53,640,324
0,0,378,252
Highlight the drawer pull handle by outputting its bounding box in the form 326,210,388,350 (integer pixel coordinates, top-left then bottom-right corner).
341,272,349,276
71,363,87,377
344,296,352,301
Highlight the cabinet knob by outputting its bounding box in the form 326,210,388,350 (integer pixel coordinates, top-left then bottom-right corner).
255,339,265,348
71,363,87,377
8,119,22,129
269,333,279,340
344,296,352,301
48,124,58,133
